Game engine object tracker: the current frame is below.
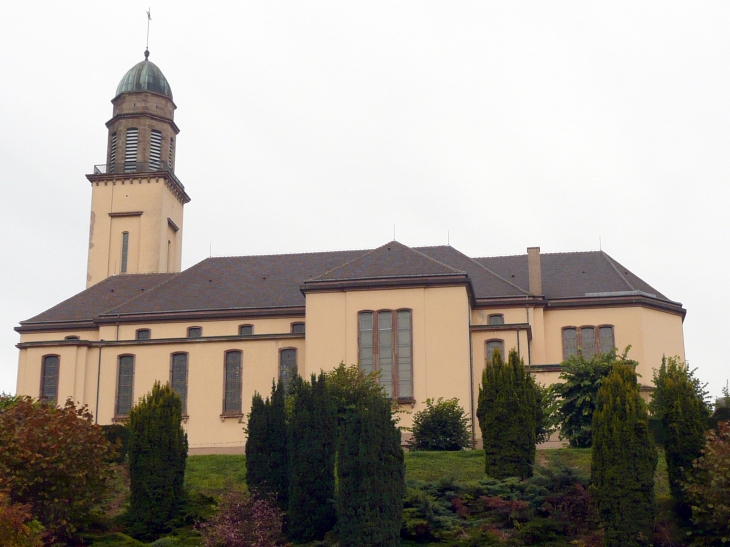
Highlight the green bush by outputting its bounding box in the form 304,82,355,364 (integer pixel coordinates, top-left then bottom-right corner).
591,363,657,547
477,349,539,479
102,424,130,463
407,397,471,451
649,357,710,520
126,382,188,541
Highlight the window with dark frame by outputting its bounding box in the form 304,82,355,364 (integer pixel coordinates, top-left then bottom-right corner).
170,353,188,414
239,325,253,336
486,339,505,362
223,351,242,414
562,326,615,360
40,355,59,404
121,232,129,273
291,322,305,334
136,329,151,340
279,349,297,394
188,327,202,338
116,355,135,417
487,314,505,326
358,310,413,400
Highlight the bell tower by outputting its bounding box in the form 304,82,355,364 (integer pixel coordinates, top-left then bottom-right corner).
85,50,190,288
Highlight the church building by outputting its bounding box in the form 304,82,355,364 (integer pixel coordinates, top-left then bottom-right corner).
15,54,687,453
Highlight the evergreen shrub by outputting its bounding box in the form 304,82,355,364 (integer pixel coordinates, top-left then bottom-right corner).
477,349,539,479
591,363,657,547
407,397,471,451
101,424,130,463
126,382,188,541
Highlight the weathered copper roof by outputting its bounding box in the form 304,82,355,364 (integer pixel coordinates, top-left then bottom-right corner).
115,53,172,99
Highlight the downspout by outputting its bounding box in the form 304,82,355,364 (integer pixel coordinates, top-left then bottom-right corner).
526,306,532,366
95,342,103,424
468,305,476,448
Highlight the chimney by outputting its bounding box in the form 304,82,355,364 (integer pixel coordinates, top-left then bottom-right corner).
527,247,542,296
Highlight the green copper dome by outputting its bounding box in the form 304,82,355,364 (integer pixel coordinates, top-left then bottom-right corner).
115,51,173,99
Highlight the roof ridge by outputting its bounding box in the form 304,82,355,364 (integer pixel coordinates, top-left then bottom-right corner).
207,247,371,260
600,251,635,291
476,249,603,259
99,272,183,316
440,247,529,295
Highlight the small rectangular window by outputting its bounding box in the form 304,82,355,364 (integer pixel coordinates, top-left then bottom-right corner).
279,349,297,394
224,351,242,414
486,340,505,362
291,322,305,334
188,327,202,338
40,355,59,404
239,325,253,336
136,329,151,340
487,314,504,325
121,232,129,274
171,353,188,414
562,328,578,360
116,355,135,416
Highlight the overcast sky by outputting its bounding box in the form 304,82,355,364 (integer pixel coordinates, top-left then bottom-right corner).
1,2,728,400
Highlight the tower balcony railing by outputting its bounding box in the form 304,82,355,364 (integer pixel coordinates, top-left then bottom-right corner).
92,161,184,189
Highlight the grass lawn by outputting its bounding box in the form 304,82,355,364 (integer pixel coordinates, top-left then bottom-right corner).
185,447,670,499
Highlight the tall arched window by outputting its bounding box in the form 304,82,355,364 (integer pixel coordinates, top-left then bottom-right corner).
170,353,189,414
124,128,138,172
223,351,242,415
486,339,505,362
120,232,129,273
40,355,59,404
150,130,162,170
115,355,135,417
279,349,297,394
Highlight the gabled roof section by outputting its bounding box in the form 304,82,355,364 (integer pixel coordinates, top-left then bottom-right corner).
312,241,463,281
103,249,367,318
18,273,177,329
477,251,673,302
416,246,529,300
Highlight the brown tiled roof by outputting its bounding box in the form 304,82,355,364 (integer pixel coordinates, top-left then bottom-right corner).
18,244,680,330
477,251,672,302
20,273,177,326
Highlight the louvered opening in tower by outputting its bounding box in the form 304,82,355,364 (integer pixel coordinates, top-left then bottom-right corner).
109,132,117,172
169,137,175,170
150,130,162,170
124,128,138,172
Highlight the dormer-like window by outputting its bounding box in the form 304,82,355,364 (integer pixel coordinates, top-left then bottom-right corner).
64,335,80,341
136,329,151,340
487,314,504,326
188,327,202,338
150,130,162,170
124,128,138,172
239,325,253,336
291,322,305,334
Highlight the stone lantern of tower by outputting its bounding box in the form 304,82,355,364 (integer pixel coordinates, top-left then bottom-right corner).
85,51,190,288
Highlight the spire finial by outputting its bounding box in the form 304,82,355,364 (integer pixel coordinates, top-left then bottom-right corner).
145,8,151,59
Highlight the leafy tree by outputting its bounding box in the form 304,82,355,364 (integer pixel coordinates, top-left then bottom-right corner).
126,382,188,540
0,397,115,541
477,348,539,479
683,420,730,546
0,393,27,412
197,490,283,547
324,362,388,427
336,392,405,547
407,397,471,451
550,348,636,448
591,363,657,547
245,381,289,510
649,357,711,519
0,493,45,547
287,373,337,542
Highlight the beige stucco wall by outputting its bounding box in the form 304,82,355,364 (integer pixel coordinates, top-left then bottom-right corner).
86,176,184,287
305,286,472,431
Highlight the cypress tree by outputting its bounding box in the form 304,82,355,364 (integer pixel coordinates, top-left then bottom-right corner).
591,364,657,547
245,381,289,509
127,382,188,540
477,348,538,479
649,357,710,520
336,392,405,547
287,373,337,542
